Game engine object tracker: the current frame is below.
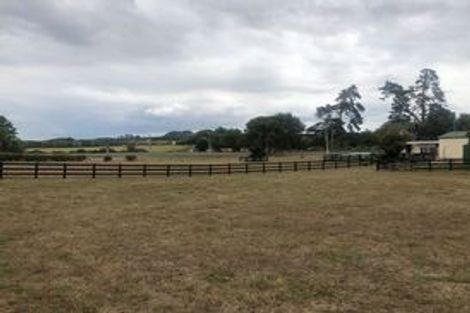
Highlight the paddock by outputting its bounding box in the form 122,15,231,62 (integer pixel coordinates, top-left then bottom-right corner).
1,169,470,312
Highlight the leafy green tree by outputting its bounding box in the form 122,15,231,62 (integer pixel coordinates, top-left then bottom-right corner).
0,115,22,152
162,130,193,142
379,81,413,123
380,69,451,139
245,113,305,158
311,106,344,153
334,85,366,132
412,68,446,123
194,138,209,152
419,106,455,140
188,128,245,152
343,130,378,149
456,114,470,131
211,127,244,152
188,129,213,150
375,122,412,161
314,85,365,151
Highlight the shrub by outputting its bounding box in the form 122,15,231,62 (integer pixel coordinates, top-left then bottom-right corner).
0,153,86,162
247,146,268,161
126,142,137,152
125,155,137,161
103,155,113,162
194,138,209,152
126,143,148,153
375,122,412,161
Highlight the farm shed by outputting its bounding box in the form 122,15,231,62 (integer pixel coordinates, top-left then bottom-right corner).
438,131,470,160
405,141,439,159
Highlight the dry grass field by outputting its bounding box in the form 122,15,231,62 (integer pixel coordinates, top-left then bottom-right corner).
1,169,470,312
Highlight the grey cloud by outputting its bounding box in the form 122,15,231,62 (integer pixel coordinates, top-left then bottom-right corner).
1,0,470,139
1,1,99,45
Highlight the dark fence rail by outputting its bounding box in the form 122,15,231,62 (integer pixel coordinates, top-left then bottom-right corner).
376,159,470,171
0,159,371,179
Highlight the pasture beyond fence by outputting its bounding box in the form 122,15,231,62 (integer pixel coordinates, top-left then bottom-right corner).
376,159,470,171
0,159,371,179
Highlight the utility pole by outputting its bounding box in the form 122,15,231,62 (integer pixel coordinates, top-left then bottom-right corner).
324,128,330,154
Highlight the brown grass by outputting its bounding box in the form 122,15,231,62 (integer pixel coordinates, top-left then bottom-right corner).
1,169,470,312
87,151,324,164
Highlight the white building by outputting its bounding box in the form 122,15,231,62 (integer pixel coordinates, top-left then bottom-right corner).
438,131,469,160
405,140,439,157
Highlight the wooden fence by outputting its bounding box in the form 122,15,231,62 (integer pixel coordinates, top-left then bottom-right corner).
376,159,470,171
0,159,371,179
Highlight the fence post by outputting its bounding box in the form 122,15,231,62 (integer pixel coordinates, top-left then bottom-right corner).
143,164,147,177
166,165,171,177
294,161,297,172
347,156,351,168
322,160,326,170
334,161,338,169
63,163,67,179
118,163,122,178
428,160,432,171
448,159,453,171
92,164,96,179
262,162,266,174
34,162,39,179
209,164,212,176
228,163,231,175
0,161,3,179
245,163,248,174
278,162,282,172
308,161,311,171
376,161,380,171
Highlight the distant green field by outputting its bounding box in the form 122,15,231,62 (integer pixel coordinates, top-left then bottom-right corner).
26,144,192,154
25,145,325,164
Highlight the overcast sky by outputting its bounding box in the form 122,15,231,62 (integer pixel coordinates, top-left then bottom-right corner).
1,0,470,139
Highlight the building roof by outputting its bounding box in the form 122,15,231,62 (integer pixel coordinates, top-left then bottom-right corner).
439,131,469,139
406,140,439,145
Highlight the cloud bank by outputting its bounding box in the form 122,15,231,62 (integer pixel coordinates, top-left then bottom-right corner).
1,0,470,139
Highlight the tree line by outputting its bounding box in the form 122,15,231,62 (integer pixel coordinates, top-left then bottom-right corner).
2,68,470,160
